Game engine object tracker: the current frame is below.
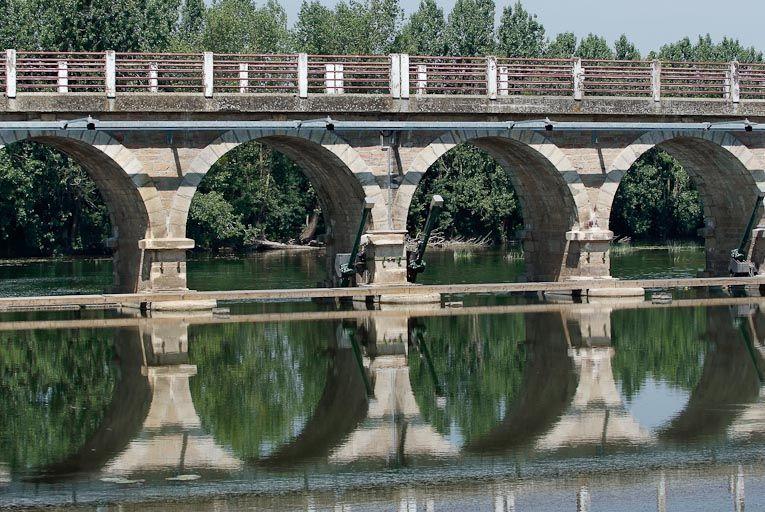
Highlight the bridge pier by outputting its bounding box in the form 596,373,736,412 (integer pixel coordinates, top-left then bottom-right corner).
137,238,195,292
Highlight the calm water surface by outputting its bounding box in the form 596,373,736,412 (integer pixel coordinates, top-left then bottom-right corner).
1,299,765,510
0,247,706,297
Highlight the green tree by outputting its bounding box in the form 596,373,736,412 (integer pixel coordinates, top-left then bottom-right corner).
496,1,546,58
576,33,614,59
444,0,495,56
202,0,289,53
397,0,445,55
651,34,763,62
546,32,576,58
615,34,641,60
292,0,337,54
610,148,703,242
408,145,523,245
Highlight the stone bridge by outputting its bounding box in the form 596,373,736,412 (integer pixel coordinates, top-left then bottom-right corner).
5,51,765,292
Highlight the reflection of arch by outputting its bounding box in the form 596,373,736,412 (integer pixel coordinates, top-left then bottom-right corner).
0,130,164,292
464,312,578,453
169,130,384,272
29,328,151,480
397,131,589,281
661,307,761,441
600,131,765,275
258,341,368,467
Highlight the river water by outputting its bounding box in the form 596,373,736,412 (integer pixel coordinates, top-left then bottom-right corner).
0,247,706,297
3,247,765,510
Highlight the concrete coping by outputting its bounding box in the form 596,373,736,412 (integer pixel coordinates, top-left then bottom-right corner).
143,364,198,377
138,238,195,250
365,230,408,245
753,228,765,238
565,229,614,242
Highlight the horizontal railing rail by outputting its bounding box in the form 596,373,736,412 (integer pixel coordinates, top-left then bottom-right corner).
0,49,758,103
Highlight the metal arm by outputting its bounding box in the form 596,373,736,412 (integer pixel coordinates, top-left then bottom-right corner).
732,193,765,262
340,198,375,287
407,195,444,283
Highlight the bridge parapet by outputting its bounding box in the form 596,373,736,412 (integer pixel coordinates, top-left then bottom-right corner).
3,50,762,104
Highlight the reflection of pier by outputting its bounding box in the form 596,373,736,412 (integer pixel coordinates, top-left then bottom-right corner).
536,306,654,452
34,317,242,479
102,320,241,475
330,310,458,463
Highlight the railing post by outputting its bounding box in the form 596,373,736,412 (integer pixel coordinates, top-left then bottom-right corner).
105,50,116,98
203,51,213,98
5,49,16,98
238,62,248,93
573,57,584,100
149,61,158,93
298,53,308,98
498,66,508,96
400,53,409,99
651,59,661,102
729,60,740,103
57,60,68,93
389,53,401,98
325,63,343,94
486,56,498,99
416,64,427,96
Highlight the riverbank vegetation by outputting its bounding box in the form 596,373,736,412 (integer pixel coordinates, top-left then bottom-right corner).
0,0,760,256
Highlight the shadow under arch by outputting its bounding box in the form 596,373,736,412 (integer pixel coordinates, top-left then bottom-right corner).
171,130,384,282
463,311,578,454
0,130,162,292
25,327,152,481
396,131,587,281
601,131,765,276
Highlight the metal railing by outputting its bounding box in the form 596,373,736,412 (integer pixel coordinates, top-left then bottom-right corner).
1,49,762,103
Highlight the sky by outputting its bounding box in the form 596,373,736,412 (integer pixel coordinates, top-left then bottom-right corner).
273,0,765,54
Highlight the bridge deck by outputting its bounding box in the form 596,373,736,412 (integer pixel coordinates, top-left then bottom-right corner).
0,276,763,311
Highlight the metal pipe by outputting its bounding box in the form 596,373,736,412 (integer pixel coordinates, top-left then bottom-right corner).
339,197,375,287
0,117,764,132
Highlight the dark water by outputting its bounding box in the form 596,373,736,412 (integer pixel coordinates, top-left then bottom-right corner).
0,247,706,297
1,299,765,510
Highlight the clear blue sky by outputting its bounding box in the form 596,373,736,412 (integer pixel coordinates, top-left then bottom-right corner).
271,0,765,54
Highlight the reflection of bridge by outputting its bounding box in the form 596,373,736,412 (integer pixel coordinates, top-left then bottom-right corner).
19,302,765,481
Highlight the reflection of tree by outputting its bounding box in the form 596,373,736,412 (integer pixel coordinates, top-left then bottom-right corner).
0,329,118,471
188,321,331,460
409,314,525,444
611,307,707,400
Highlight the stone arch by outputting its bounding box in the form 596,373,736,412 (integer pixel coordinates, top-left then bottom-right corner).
395,130,592,281
599,130,765,275
0,130,164,292
170,129,383,279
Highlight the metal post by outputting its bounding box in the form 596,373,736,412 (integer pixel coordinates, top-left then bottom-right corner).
5,49,15,98
57,60,68,93
486,56,498,100
651,60,661,102
203,51,213,98
148,61,158,93
105,50,116,98
298,53,308,98
573,57,584,100
339,198,375,286
400,53,410,99
238,62,248,93
416,64,427,96
408,195,444,282
389,53,401,98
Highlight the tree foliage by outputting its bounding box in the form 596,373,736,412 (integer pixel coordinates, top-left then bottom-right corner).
496,1,546,58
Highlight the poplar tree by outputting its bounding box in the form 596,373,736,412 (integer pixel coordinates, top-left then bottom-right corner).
444,0,495,56
496,1,546,58
398,0,445,55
